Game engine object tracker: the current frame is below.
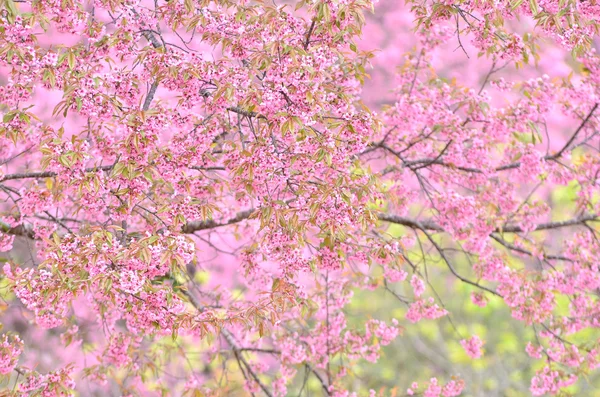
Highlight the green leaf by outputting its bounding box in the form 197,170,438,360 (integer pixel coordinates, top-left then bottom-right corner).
529,0,539,14
5,0,17,16
510,0,525,10
67,51,76,70
2,112,15,123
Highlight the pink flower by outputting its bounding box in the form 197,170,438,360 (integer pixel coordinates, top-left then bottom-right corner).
470,292,487,307
526,342,543,359
410,275,425,297
0,334,23,375
407,382,419,395
424,378,442,397
406,298,448,323
0,232,14,252
442,379,465,396
460,335,484,359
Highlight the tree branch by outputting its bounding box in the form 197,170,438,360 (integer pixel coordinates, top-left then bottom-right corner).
378,213,597,234
550,103,598,160
0,164,222,182
500,214,598,233
377,104,599,174
142,81,160,111
0,165,114,182
489,234,572,262
179,288,274,397
140,28,163,111
182,208,255,234
377,214,443,231
227,106,267,120
142,30,163,49
413,224,502,297
304,18,316,50
223,328,274,397
0,221,36,239
306,363,331,395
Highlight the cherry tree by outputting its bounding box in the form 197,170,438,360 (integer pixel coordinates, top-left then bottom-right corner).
0,0,599,395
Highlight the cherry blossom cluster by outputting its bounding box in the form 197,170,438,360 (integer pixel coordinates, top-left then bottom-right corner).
0,0,599,395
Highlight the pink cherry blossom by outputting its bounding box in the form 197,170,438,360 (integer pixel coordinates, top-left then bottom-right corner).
460,335,484,359
0,0,598,395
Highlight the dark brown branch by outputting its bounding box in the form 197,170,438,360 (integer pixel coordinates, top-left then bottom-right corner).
0,165,114,182
44,210,74,234
0,222,36,239
182,208,255,234
378,213,597,234
223,328,274,397
549,103,598,160
237,348,281,354
227,106,267,120
142,30,162,49
306,364,331,395
414,224,502,297
410,140,453,171
0,164,221,182
489,234,572,262
378,212,594,293
0,145,34,166
481,102,597,169
377,214,443,231
377,103,599,174
454,14,469,58
142,81,160,111
304,18,316,50
378,144,485,173
140,28,163,111
178,289,273,397
500,214,598,233
189,166,226,171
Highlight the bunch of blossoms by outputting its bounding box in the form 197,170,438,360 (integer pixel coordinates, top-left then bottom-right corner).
0,333,22,375
409,0,600,60
357,0,600,392
0,0,403,395
0,0,600,395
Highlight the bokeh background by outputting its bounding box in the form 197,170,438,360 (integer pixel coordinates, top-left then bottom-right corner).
2,0,600,395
